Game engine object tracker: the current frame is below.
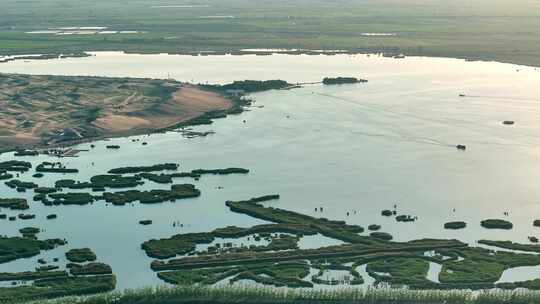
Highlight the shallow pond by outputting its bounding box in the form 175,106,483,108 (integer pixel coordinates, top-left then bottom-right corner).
497,265,540,284
2,52,540,289
426,262,442,283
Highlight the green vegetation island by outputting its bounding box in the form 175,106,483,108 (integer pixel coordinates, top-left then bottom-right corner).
481,219,513,230
0,237,115,302
133,195,540,294
322,77,368,85
2,157,540,302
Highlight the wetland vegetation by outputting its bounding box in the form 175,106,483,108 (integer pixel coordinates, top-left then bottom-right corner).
225,196,367,243
5,180,38,191
0,240,116,302
2,118,540,301
0,270,67,282
0,236,65,264
322,77,368,85
18,214,36,220
204,80,290,94
0,275,116,302
102,184,201,205
36,162,79,174
132,194,540,291
108,163,179,174
0,172,14,180
369,232,393,241
46,193,96,206
368,224,381,231
0,198,29,210
0,161,32,172
4,162,222,211
55,174,144,189
481,219,513,230
68,263,113,276
444,221,467,230
66,248,97,263
478,240,540,253
191,168,250,175
137,172,200,184
13,150,39,157
20,285,540,304
19,227,41,238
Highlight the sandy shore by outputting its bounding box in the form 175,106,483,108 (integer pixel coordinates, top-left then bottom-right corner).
0,83,233,152
94,84,232,136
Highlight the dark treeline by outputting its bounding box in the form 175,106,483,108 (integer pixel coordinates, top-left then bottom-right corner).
204,80,290,93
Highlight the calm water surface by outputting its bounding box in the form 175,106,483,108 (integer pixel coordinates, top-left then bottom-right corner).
2,53,540,289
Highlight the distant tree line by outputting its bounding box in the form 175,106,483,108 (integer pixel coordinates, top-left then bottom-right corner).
204,80,290,93
322,77,368,85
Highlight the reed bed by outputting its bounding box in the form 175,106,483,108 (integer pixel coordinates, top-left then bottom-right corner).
19,285,540,304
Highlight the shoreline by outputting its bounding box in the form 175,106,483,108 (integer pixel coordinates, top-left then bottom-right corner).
48,93,246,151
1,48,538,69
0,49,533,155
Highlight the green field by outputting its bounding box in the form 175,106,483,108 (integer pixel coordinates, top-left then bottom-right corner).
2,0,540,66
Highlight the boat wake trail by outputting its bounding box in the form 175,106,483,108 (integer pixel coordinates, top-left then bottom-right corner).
350,130,455,148
464,95,540,103
314,92,538,148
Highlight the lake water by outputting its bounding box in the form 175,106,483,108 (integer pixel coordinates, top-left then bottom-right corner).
2,52,540,289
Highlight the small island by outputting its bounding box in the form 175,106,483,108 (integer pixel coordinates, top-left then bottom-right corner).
369,232,393,241
444,221,467,230
481,219,513,230
322,77,368,85
66,248,97,263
